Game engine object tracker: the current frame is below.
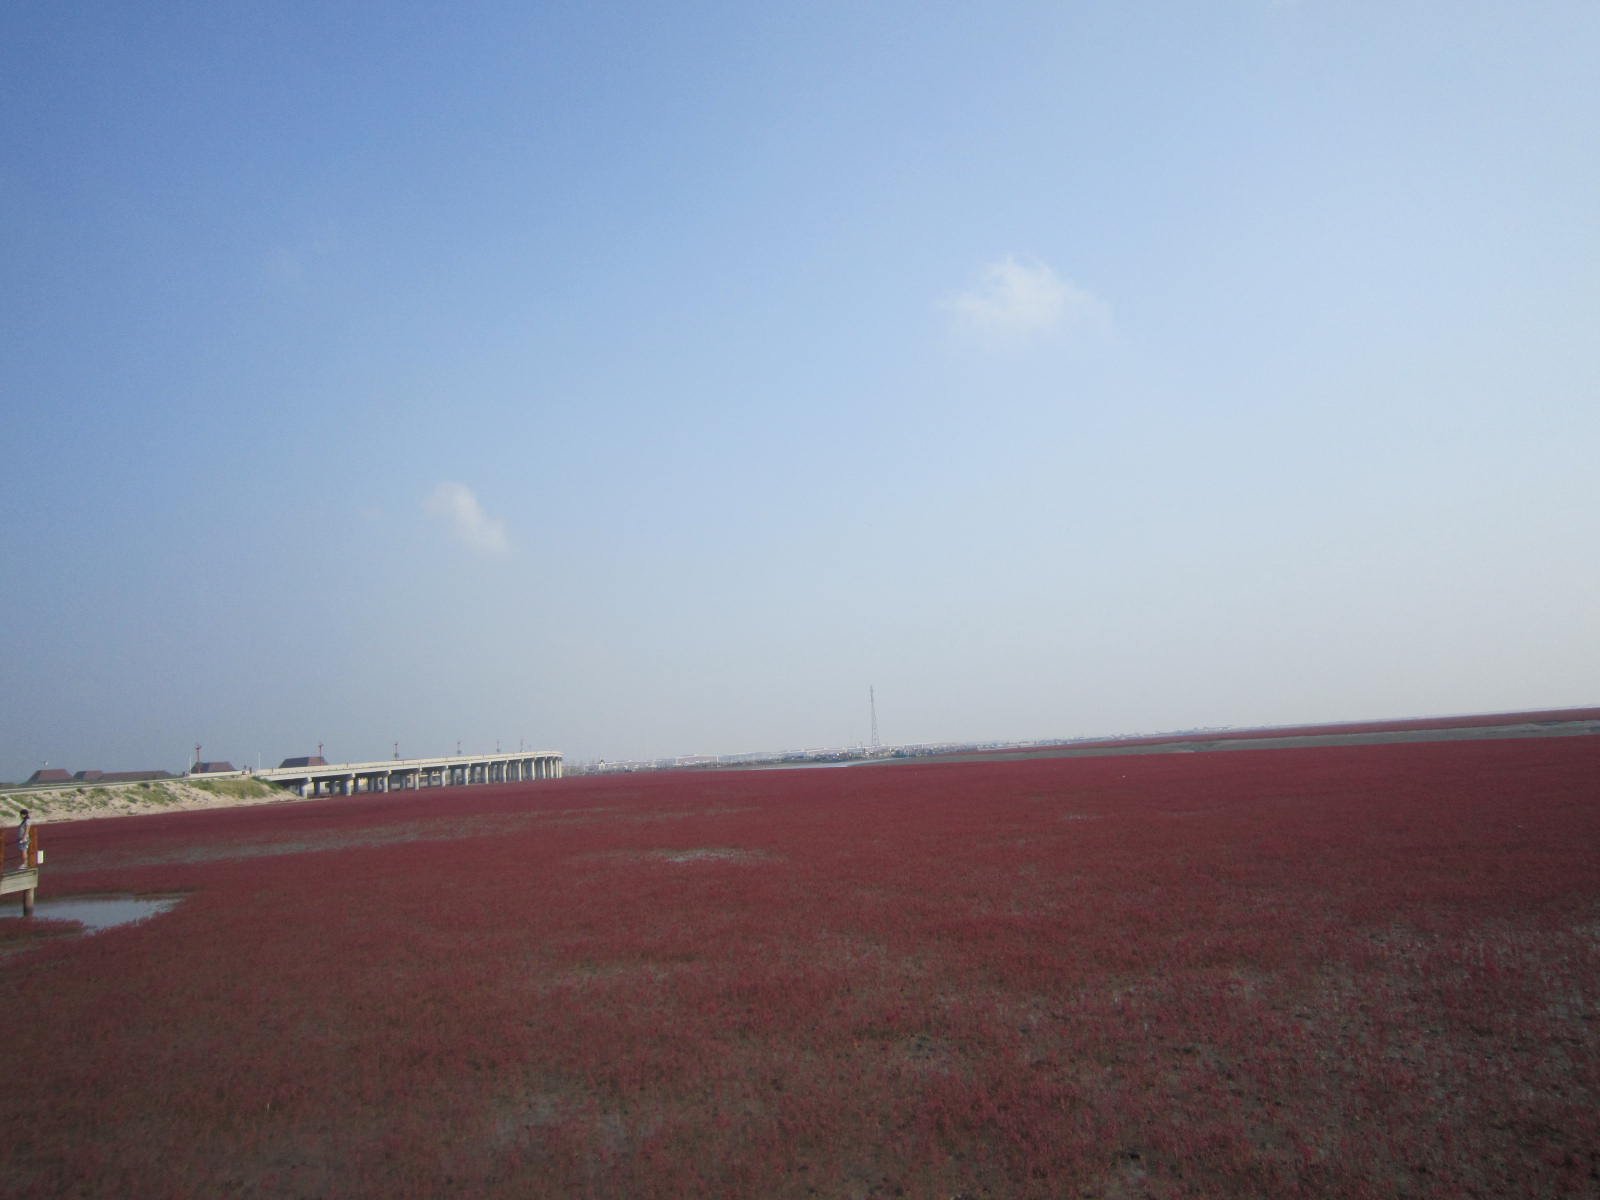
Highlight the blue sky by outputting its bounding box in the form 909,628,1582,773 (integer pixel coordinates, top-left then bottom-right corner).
3,2,1596,778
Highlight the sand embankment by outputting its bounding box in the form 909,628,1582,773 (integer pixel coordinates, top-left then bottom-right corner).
0,776,300,826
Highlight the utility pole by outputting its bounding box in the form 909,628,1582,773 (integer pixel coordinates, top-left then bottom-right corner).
870,685,880,752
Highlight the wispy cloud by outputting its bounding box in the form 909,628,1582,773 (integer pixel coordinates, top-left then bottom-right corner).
425,482,510,556
944,256,1111,344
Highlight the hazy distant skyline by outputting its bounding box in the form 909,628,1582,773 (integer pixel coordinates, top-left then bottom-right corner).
4,3,1597,781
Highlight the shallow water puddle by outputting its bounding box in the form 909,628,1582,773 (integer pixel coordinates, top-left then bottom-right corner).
31,895,182,932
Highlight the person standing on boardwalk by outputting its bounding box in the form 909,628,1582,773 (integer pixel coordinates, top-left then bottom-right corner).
14,809,30,871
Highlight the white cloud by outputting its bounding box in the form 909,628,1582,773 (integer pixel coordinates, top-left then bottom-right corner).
425,482,510,556
944,256,1111,343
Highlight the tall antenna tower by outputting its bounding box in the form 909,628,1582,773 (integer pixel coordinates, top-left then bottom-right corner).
869,685,880,751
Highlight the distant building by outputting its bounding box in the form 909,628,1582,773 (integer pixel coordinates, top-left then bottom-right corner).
25,768,72,785
278,755,328,769
190,762,236,775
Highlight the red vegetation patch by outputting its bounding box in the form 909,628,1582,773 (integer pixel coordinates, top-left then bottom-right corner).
3,737,1599,1198
0,916,81,951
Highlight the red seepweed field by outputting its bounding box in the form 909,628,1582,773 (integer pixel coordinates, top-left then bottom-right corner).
3,736,1598,1198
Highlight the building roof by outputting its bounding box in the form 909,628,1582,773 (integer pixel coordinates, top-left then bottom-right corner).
191,762,236,774
25,768,73,785
278,755,328,769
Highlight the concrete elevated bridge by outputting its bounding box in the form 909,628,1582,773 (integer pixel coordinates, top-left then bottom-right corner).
256,751,562,798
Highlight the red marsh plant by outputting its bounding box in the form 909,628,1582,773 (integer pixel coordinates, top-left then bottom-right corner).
2,736,1597,1198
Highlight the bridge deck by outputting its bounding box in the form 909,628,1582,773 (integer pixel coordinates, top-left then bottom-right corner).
254,750,563,797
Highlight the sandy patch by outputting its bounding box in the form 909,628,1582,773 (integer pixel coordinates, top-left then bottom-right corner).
0,778,306,826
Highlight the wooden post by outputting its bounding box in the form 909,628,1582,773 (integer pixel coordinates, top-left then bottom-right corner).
1,869,40,917
3,829,40,918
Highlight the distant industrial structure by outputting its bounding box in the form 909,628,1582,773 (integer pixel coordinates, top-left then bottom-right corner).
190,746,235,774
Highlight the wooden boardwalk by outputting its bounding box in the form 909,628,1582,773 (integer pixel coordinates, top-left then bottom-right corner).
1,866,40,917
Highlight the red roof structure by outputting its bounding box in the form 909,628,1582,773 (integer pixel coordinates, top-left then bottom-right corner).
25,768,73,785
